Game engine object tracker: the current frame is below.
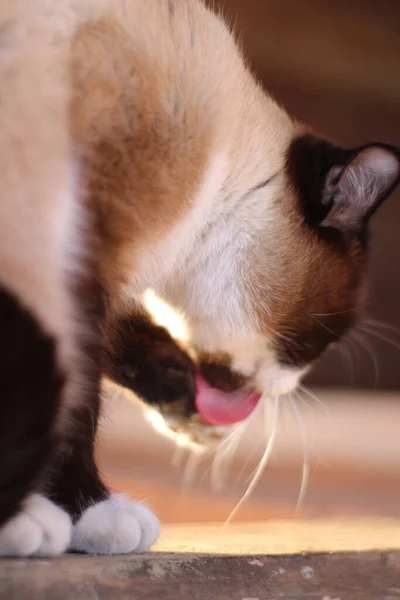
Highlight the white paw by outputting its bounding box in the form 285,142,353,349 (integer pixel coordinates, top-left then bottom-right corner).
0,494,72,557
70,494,160,555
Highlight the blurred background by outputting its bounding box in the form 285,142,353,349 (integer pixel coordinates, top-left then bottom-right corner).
98,0,400,529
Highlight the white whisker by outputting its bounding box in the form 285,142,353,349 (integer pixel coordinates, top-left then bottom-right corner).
312,307,363,317
296,460,310,513
289,394,310,512
292,391,316,452
171,443,187,468
345,335,361,371
243,396,276,486
338,339,356,382
234,436,262,485
360,324,400,353
311,315,337,336
235,397,276,486
209,393,264,491
222,394,280,530
210,419,249,492
364,318,400,337
298,384,331,420
182,445,207,487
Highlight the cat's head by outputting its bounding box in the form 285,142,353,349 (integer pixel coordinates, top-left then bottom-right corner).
185,136,400,432
110,134,399,446
97,0,400,444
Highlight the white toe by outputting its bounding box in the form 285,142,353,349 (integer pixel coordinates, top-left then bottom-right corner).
70,493,160,555
0,494,72,557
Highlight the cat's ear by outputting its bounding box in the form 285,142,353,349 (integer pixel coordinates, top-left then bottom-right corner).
321,144,400,233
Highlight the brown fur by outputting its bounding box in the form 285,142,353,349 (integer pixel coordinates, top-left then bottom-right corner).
68,1,296,305
1,0,399,429
0,0,399,556
64,0,399,393
70,14,212,297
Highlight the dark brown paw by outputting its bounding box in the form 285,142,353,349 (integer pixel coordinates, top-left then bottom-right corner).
104,314,196,416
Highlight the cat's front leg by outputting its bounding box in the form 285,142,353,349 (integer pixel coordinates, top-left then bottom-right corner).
44,291,160,556
0,287,72,557
46,423,160,555
45,382,160,555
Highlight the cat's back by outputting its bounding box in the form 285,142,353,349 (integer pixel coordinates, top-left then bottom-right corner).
69,0,240,288
69,0,295,294
71,0,247,136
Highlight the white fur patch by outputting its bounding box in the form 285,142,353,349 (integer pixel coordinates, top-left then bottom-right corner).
256,363,306,396
130,152,229,294
0,494,72,557
70,494,160,555
160,170,282,349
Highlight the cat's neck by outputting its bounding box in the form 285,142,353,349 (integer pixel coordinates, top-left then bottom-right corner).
128,86,296,299
129,151,230,294
129,141,287,341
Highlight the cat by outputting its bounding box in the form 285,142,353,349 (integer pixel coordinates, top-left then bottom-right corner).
0,0,399,557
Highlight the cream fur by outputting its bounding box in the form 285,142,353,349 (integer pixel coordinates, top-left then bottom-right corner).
68,0,302,391
1,0,393,556
0,1,81,419
0,0,305,405
0,0,386,566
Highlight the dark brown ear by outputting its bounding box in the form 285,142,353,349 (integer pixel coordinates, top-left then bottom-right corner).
287,136,400,234
321,144,400,233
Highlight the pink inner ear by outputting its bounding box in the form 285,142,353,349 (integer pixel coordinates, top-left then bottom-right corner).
195,373,261,425
326,165,344,188
352,145,400,176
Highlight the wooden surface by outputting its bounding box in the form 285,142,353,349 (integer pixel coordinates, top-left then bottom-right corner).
2,520,400,599
2,552,400,600
156,519,400,555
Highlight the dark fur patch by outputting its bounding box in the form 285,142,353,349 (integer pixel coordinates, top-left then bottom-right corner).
0,286,64,526
276,304,358,367
46,428,108,523
199,354,248,392
279,134,370,367
105,313,196,417
286,136,400,247
286,135,353,230
44,251,109,522
105,317,251,419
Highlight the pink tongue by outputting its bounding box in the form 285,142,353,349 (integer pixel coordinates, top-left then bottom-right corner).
195,374,261,425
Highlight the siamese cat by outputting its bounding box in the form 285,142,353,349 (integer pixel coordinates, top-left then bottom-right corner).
0,0,398,557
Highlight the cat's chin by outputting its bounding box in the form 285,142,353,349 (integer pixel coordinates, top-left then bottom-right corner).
144,373,265,447
145,408,231,448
